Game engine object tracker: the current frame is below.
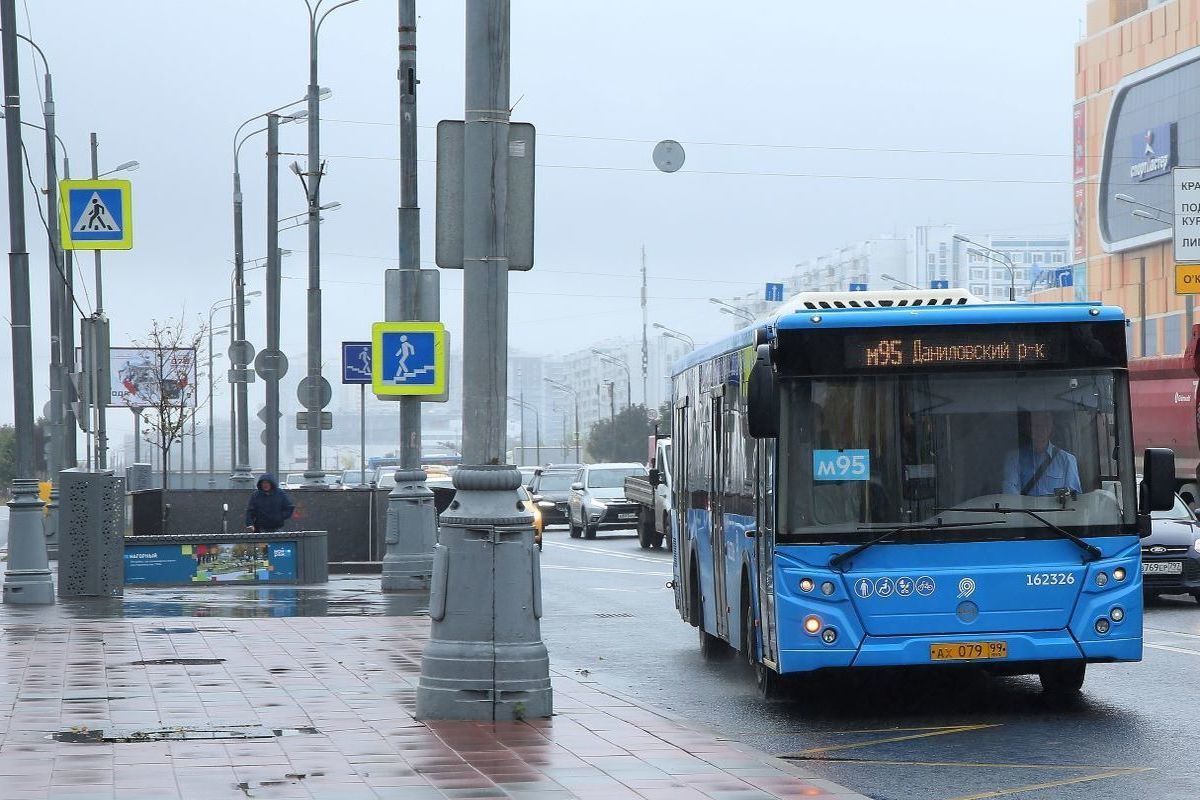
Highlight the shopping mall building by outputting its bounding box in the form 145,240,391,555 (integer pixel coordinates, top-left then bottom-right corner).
1048,0,1200,358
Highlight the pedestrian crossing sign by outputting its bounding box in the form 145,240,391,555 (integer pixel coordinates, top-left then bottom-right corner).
371,321,446,397
59,179,133,250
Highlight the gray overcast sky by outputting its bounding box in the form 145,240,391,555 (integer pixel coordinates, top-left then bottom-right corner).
2,0,1083,428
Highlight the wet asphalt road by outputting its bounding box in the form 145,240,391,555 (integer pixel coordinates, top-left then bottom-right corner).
537,526,1200,800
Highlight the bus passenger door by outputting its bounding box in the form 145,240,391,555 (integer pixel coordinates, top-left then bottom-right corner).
755,441,778,666
711,394,729,641
672,401,688,616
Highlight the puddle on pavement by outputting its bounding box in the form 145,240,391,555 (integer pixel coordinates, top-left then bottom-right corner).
51,724,322,744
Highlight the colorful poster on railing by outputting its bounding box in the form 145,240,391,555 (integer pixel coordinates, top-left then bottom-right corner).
124,541,298,584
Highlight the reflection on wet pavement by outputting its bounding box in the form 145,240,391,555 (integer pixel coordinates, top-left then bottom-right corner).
1,571,430,621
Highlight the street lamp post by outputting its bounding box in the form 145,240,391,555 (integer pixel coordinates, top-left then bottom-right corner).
233,103,310,484
297,0,360,486
592,349,632,409
880,273,921,290
0,3,52,604
709,297,755,322
207,331,227,486
652,322,695,349
87,136,139,471
953,234,1016,302
544,378,580,463
508,396,541,465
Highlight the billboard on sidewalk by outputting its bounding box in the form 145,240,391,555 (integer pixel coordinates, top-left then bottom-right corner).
78,347,198,408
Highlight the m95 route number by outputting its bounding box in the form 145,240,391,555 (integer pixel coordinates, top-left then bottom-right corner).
1025,572,1075,587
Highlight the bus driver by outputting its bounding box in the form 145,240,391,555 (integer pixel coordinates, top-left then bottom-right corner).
1001,410,1083,497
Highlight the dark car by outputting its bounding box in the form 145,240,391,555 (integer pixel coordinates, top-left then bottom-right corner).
1142,491,1200,602
529,468,579,527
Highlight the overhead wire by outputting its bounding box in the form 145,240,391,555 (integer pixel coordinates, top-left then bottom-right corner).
20,139,92,317
321,118,1076,160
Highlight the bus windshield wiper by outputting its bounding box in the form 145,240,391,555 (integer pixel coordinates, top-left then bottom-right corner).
936,505,1102,563
828,519,1004,572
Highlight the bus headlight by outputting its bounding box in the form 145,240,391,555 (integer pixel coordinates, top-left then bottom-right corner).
803,615,821,634
1096,571,1109,587
1095,617,1111,635
799,578,814,593
1110,606,1125,623
1113,567,1127,581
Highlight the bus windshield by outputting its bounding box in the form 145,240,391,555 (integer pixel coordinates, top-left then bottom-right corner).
779,369,1136,541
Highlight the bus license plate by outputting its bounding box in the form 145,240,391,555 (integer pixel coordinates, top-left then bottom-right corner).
930,641,1008,662
1142,561,1183,575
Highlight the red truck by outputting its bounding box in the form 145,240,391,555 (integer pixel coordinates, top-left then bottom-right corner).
1129,325,1200,504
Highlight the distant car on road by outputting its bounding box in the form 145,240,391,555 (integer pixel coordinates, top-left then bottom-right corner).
283,473,306,489
529,467,579,527
1142,488,1200,602
567,462,648,540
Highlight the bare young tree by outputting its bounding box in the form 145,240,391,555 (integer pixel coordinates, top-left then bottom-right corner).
123,317,207,489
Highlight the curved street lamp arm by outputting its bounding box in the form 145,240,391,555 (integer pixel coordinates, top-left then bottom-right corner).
316,0,362,36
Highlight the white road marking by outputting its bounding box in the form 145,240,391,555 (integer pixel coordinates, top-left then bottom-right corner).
1145,642,1200,657
542,564,670,577
544,540,667,565
1145,626,1200,640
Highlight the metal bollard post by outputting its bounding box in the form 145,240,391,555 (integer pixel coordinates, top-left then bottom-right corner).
381,469,436,591
416,465,551,721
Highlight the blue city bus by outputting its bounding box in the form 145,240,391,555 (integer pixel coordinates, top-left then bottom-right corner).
668,290,1177,697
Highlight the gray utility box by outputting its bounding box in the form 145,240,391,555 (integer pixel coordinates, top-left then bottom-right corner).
123,531,328,586
58,468,126,598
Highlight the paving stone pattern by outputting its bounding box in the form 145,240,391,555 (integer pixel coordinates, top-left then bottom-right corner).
0,614,863,799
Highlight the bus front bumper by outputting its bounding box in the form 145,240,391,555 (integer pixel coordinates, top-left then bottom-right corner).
777,629,1142,674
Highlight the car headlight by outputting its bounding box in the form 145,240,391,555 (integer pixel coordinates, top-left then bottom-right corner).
588,499,607,510
1193,538,1200,555
537,501,555,509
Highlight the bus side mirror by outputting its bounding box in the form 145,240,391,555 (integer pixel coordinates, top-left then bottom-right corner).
1140,448,1176,513
747,344,779,439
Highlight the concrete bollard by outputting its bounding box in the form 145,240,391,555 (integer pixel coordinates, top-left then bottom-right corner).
2,479,54,604
415,465,551,721
381,468,436,592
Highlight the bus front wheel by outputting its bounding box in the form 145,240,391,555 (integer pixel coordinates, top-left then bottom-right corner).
1038,661,1086,696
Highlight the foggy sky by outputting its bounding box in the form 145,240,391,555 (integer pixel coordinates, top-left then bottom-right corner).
2,0,1083,441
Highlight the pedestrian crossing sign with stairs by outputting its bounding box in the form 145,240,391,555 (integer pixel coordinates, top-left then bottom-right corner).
59,179,133,250
372,321,446,397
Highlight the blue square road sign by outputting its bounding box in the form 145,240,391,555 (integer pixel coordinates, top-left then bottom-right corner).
341,342,372,385
371,322,446,397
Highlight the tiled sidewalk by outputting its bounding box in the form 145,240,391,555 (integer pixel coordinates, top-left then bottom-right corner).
0,613,863,799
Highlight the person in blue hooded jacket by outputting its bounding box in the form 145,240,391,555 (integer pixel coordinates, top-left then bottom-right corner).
245,474,295,533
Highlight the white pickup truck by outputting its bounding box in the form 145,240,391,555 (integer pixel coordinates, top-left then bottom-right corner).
623,436,672,551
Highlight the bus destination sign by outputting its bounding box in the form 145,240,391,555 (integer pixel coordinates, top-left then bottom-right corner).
845,329,1067,370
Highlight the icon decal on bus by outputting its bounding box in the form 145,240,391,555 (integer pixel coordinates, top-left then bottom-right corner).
813,449,870,481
